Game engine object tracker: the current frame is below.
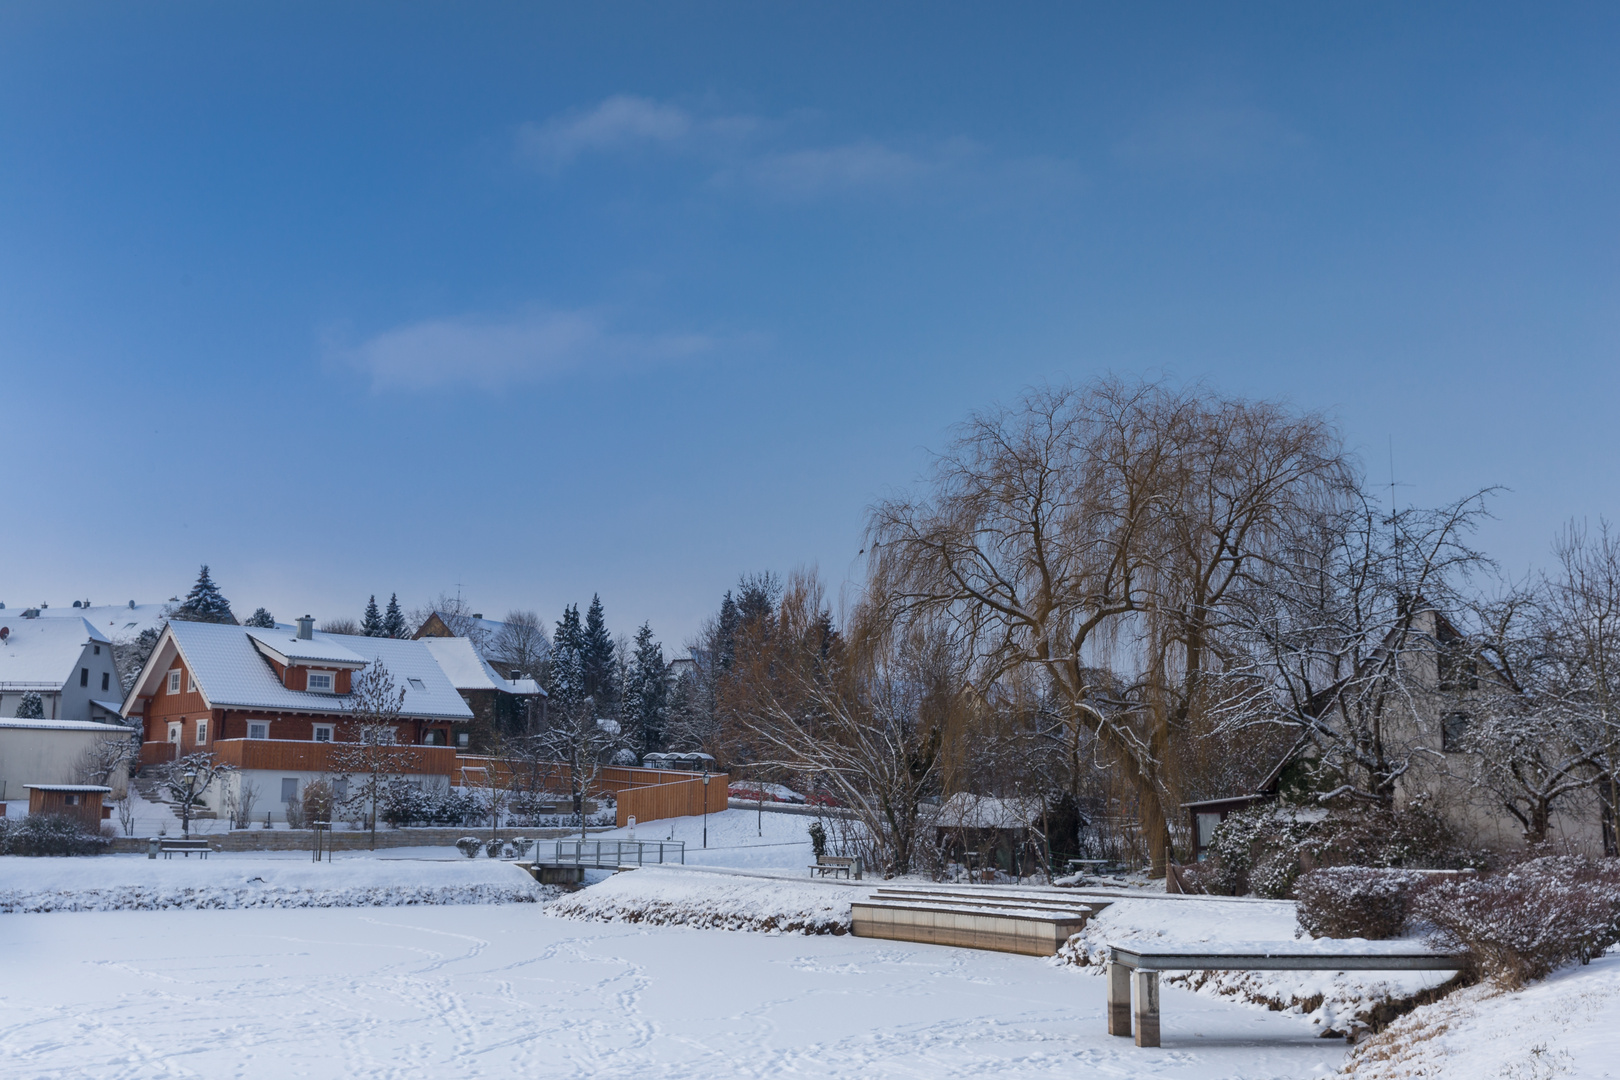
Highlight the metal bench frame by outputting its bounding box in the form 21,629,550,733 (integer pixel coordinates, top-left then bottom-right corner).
1105,944,1468,1047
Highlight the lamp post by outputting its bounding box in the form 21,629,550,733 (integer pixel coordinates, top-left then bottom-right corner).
702,764,710,850
181,769,197,838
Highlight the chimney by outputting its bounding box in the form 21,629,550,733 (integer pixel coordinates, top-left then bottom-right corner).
297,615,314,640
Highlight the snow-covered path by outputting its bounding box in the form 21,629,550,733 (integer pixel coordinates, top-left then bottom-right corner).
0,905,1348,1079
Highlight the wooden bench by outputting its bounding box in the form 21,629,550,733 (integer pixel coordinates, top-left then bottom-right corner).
1105,943,1469,1047
809,855,860,879
158,839,214,860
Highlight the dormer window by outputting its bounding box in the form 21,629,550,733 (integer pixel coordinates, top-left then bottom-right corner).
308,671,335,693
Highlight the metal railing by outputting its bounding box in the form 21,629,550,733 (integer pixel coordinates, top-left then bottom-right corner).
549,839,685,867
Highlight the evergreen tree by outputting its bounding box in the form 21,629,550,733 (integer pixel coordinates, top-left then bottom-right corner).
581,594,617,712
244,608,276,629
382,593,406,638
545,604,587,722
623,622,669,752
173,565,236,624
717,591,739,670
361,595,384,637
14,691,44,719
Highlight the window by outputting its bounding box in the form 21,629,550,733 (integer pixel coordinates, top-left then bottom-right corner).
167,670,181,694
65,794,80,806
307,671,334,693
195,719,208,744
80,668,89,687
407,678,425,691
248,722,269,740
186,674,196,694
93,645,100,655
312,724,333,743
280,778,299,803
457,731,469,748
332,779,348,803
1442,712,1473,753
101,672,110,692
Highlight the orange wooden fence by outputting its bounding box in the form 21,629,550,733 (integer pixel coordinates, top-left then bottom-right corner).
616,774,728,828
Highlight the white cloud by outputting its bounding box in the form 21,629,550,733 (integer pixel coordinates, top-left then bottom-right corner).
517,95,696,171
335,308,713,391
739,139,937,198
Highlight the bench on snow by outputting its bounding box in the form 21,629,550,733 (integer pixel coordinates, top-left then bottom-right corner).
1105,943,1469,1047
154,838,214,859
809,855,861,879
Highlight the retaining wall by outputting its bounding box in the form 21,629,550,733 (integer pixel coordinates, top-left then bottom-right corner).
106,825,610,855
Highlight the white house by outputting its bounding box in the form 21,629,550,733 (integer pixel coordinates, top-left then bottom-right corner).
0,616,125,723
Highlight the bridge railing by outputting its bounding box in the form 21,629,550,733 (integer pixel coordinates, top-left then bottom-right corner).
550,839,686,867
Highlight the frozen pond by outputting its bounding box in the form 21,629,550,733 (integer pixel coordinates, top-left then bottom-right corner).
0,904,1347,1078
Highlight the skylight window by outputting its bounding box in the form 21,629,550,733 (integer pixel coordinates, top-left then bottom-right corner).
407,678,426,691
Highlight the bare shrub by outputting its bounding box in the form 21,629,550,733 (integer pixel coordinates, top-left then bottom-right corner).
302,779,335,825
1296,867,1430,940
1413,855,1620,987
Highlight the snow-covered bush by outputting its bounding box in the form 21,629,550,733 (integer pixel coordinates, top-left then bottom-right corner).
1198,802,1474,898
379,781,486,827
13,691,45,719
1295,867,1430,939
1413,855,1620,988
0,814,111,856
455,837,483,858
808,820,827,858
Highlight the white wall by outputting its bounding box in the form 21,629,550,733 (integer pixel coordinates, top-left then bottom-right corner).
0,726,131,801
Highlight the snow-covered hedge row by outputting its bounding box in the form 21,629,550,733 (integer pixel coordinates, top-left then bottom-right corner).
0,881,553,914
546,867,859,935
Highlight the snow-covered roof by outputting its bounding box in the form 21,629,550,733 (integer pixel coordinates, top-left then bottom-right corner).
133,621,473,722
0,718,133,733
0,617,107,688
24,784,112,793
2,603,170,640
89,699,126,715
420,637,546,697
245,628,368,668
932,793,1044,830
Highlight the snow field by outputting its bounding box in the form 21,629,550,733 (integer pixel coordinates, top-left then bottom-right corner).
1342,951,1620,1078
0,905,1349,1079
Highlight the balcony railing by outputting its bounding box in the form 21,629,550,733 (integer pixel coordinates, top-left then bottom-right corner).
140,738,458,775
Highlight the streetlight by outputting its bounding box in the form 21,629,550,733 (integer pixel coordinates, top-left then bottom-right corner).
702,763,710,849
181,769,197,838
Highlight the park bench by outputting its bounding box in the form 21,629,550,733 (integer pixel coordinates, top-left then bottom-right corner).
809,854,861,879
153,838,214,860
1104,943,1468,1047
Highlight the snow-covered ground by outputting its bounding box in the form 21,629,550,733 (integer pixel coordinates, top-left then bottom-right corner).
594,807,822,872
0,849,547,912
551,865,867,933
1343,952,1620,1078
0,904,1350,1078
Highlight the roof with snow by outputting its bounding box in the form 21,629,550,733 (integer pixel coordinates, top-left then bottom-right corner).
2,603,170,640
130,621,473,722
0,718,133,733
419,637,545,696
0,617,109,688
245,628,368,667
932,793,1045,831
24,784,112,793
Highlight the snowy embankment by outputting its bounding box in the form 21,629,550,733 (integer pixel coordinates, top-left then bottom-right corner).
547,866,869,934
0,852,553,913
1342,950,1620,1077
1053,894,1460,1039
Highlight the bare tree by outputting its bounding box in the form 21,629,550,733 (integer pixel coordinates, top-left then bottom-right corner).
162,753,235,838
321,617,362,636
409,592,493,655
75,733,138,793
868,379,1344,875
114,788,138,836
329,660,414,849
527,695,624,840
226,777,260,830
732,572,954,877
491,610,549,681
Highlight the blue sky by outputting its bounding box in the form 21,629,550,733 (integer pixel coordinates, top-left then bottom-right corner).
3,3,1617,646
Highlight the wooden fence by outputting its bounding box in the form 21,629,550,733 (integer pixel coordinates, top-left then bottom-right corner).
616,774,728,828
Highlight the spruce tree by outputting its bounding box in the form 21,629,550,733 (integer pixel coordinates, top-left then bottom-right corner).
624,622,669,752
14,691,44,719
361,595,384,637
382,594,406,638
717,591,739,670
546,604,587,721
582,594,617,712
173,565,236,624
245,608,276,629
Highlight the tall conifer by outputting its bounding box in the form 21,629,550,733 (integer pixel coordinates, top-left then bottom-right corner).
361,595,384,637
382,594,407,638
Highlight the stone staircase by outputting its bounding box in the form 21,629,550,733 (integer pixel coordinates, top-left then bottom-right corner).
850,885,1109,956
132,772,217,820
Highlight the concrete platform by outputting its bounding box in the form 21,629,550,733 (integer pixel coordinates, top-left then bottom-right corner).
850,889,1102,956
